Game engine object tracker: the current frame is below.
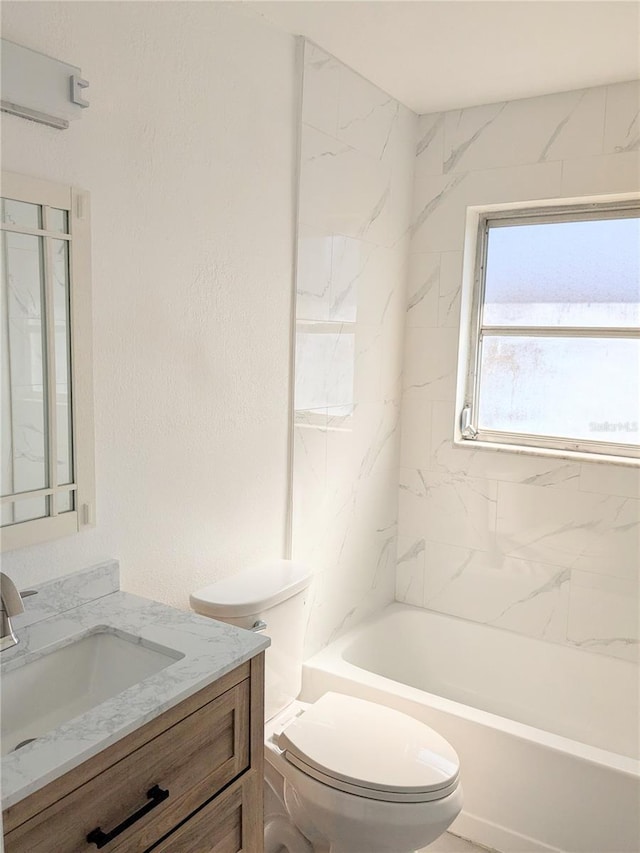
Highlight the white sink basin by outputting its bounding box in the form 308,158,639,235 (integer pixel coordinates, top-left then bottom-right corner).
1,628,183,755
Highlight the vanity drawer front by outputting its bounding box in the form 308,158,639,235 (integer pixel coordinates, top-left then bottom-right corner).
4,679,250,853
149,770,262,853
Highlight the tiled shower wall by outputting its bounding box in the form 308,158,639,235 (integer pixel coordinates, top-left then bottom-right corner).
292,42,416,656
397,80,640,662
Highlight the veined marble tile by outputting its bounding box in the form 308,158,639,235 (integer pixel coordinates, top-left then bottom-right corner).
298,124,392,241
411,172,466,253
561,150,640,196
353,324,382,404
423,542,570,642
292,417,327,504
402,326,459,401
415,112,445,177
579,463,640,499
423,470,498,552
326,401,400,509
307,481,397,638
352,474,400,563
300,569,332,654
365,241,409,327
336,64,399,161
411,161,562,253
443,87,605,174
604,80,640,154
364,168,413,250
330,235,369,323
442,101,505,172
373,532,399,603
400,397,432,469
329,235,397,324
437,251,463,328
405,252,440,328
380,290,407,402
302,42,341,138
430,401,582,489
395,536,426,606
296,224,332,322
568,571,639,663
392,104,420,174
398,466,428,538
292,527,330,580
496,481,640,579
305,530,396,656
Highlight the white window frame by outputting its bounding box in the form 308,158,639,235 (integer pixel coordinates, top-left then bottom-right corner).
454,193,640,467
1,171,95,550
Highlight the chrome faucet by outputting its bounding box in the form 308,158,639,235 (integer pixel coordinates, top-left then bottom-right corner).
1,572,26,651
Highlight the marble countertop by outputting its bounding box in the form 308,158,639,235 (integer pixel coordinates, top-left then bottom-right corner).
1,561,269,810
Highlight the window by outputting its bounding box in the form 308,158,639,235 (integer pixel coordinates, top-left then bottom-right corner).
456,197,640,463
1,172,95,550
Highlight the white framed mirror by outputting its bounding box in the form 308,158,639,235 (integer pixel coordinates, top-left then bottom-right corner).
1,171,95,551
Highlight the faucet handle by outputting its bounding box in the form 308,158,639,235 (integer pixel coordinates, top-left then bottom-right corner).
20,589,38,599
0,573,25,617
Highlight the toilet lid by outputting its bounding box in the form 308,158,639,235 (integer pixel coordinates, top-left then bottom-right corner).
277,693,459,802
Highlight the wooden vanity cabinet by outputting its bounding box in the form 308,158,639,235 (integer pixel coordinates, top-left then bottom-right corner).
3,654,265,853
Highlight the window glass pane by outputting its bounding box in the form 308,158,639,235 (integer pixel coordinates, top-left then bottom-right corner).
484,217,640,328
1,232,49,496
52,239,73,485
57,490,74,513
478,336,640,445
1,198,42,230
1,495,48,527
48,208,69,234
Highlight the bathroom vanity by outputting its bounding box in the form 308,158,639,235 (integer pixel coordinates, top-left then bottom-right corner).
1,562,268,853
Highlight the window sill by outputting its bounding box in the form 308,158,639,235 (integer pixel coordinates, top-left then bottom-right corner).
452,437,640,468
1,512,81,552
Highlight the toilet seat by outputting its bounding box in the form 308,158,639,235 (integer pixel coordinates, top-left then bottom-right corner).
277,693,460,804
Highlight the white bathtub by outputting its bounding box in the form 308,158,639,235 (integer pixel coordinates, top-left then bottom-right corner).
301,603,640,853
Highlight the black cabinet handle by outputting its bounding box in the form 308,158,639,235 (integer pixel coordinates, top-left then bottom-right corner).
86,784,169,848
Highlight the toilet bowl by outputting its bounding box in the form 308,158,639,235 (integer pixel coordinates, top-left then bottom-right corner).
265,695,462,853
191,561,463,853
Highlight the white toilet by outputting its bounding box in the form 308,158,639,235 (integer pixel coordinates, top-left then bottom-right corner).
191,561,462,853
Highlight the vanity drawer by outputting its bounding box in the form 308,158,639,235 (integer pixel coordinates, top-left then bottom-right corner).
4,679,250,853
149,770,262,853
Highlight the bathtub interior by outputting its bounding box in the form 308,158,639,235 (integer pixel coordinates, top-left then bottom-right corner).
338,604,639,760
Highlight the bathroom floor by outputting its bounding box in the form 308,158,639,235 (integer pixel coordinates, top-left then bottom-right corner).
421,832,495,852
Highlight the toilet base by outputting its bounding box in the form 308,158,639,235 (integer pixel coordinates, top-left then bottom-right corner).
263,700,462,853
264,813,314,853
264,750,461,853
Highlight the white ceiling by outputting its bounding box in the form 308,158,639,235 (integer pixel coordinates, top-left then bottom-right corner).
242,1,640,114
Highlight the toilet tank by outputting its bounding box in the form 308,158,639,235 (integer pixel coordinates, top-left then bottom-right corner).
190,560,312,721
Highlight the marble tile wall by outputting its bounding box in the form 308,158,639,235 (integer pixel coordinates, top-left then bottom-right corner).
397,80,640,663
292,42,416,657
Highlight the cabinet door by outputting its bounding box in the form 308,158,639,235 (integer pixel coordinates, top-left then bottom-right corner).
4,681,250,853
149,771,262,853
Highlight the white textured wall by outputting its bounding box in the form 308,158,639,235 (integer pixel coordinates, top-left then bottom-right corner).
397,81,640,662
292,43,416,655
1,2,297,608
